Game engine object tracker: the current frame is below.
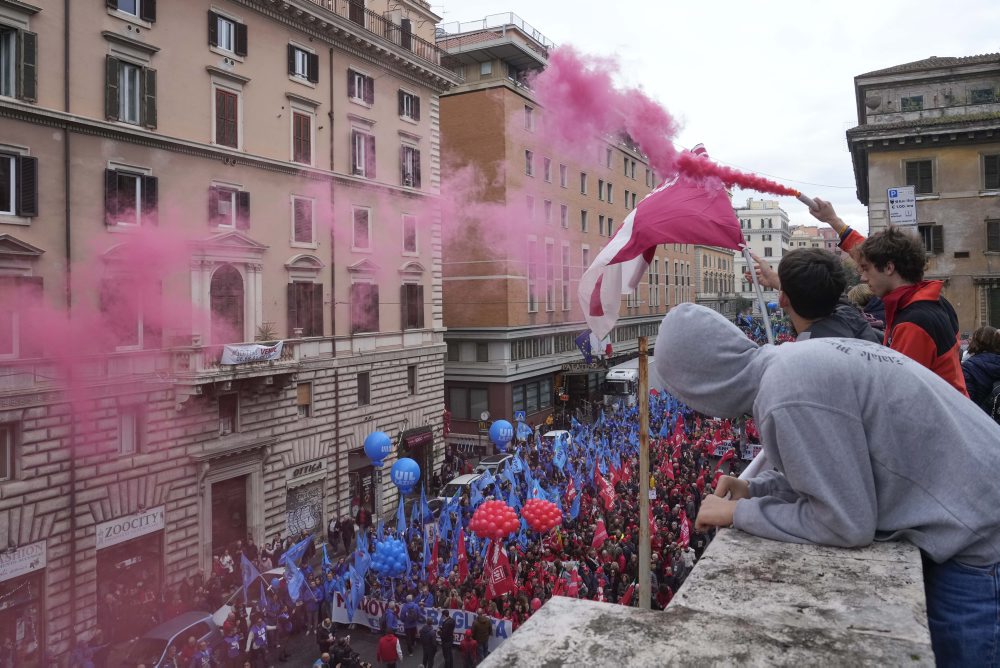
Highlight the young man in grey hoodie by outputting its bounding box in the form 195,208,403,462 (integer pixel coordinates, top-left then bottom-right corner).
655,303,1000,666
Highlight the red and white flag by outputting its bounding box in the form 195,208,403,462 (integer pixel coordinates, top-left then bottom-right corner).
620,581,637,607
578,146,743,339
565,477,578,505
595,469,616,511
457,529,469,582
592,518,609,550
714,449,735,472
679,510,691,549
485,542,515,599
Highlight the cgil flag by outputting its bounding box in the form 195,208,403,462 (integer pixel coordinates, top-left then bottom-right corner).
578,145,743,340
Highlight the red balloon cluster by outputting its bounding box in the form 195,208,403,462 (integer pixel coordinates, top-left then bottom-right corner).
470,500,520,541
521,498,562,533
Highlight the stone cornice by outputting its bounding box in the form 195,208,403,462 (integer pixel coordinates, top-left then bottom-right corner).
101,30,161,55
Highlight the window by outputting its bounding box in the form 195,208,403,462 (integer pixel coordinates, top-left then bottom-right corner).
525,195,535,221
580,172,588,194
580,210,588,233
448,387,487,420
400,283,424,330
402,214,417,253
542,157,552,182
900,95,923,112
480,61,492,76
118,407,143,455
297,382,312,417
984,155,1000,190
106,57,156,128
208,12,247,56
292,197,314,244
398,89,420,120
348,69,374,104
607,218,614,237
560,204,568,229
598,215,605,237
0,277,42,359
987,220,1000,252
105,168,157,226
214,87,239,148
111,0,156,22
625,189,630,210
208,186,249,229
559,164,567,188
598,179,604,200
512,379,552,414
607,183,614,204
100,277,161,350
631,192,637,209
285,45,318,83
351,130,376,178
476,343,488,362
582,247,590,269
763,247,772,257
524,105,533,130
0,153,37,217
406,366,417,395
971,88,996,104
905,160,933,194
218,394,238,436
292,112,312,164
357,372,370,406
447,342,459,362
400,145,421,188
350,282,379,333
0,25,36,101
918,223,944,254
353,206,371,250
545,242,554,311
0,423,13,481
527,240,538,313
525,150,534,176
287,281,323,336
543,200,552,224
561,245,570,310
605,147,612,168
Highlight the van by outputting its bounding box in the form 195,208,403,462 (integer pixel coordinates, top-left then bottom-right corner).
474,454,514,477
541,430,573,449
436,473,483,503
109,611,224,668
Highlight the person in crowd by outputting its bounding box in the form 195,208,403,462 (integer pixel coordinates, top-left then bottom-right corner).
808,198,968,396
316,617,336,656
339,516,356,554
961,325,1000,415
419,617,438,668
439,612,456,668
656,302,1000,666
458,630,478,668
247,614,268,668
400,594,422,656
313,653,331,668
222,626,243,668
847,282,885,333
376,627,402,668
471,610,492,662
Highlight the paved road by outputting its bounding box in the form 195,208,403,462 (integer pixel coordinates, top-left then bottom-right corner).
285,624,447,667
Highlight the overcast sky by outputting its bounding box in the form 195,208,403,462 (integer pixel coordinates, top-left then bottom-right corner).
435,0,1000,234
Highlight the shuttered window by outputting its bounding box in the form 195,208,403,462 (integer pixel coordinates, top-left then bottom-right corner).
0,154,37,217
987,220,1000,253
398,90,420,120
287,282,323,337
918,224,944,255
215,88,238,148
905,160,933,194
208,186,249,229
352,207,371,250
105,56,156,129
400,146,421,188
400,283,424,330
293,112,312,164
985,155,1000,190
350,282,379,334
351,131,376,178
296,383,312,417
292,197,313,244
105,169,157,226
348,69,374,104
287,45,319,83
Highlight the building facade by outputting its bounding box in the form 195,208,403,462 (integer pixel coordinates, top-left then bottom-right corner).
436,14,689,456
0,0,457,659
733,198,791,310
693,245,738,318
847,53,1000,330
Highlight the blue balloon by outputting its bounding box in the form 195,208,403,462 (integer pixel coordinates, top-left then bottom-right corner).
390,458,421,494
372,538,408,577
364,431,393,467
489,420,514,448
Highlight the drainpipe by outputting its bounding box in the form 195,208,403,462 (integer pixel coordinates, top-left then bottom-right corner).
328,46,341,518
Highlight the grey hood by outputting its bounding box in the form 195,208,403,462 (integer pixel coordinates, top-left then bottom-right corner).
654,303,769,417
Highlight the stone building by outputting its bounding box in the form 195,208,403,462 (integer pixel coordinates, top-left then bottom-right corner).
733,198,791,310
693,245,738,318
0,0,456,658
435,13,687,454
847,53,1000,329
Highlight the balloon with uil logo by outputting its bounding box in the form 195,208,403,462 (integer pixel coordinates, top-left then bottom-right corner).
363,431,393,468
489,419,514,454
390,458,420,494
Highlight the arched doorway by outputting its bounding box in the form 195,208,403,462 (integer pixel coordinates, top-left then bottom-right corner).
210,264,244,344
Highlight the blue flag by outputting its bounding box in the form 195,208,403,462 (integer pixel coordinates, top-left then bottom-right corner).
575,329,593,364
479,469,496,490
530,479,544,500
285,560,307,602
281,535,313,568
511,449,524,474
570,493,581,520
321,544,332,574
420,486,433,524
470,483,484,509
439,508,453,543
241,554,261,604
507,487,521,510
397,498,407,537
553,446,567,471
377,518,385,542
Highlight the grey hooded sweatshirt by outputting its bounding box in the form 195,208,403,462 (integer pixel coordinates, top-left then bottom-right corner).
654,303,1000,566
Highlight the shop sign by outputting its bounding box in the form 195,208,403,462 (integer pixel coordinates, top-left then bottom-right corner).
0,541,46,583
402,428,433,449
287,459,326,483
96,506,166,550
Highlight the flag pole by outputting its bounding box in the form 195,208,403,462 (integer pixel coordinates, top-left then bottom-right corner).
638,335,651,609
741,245,774,345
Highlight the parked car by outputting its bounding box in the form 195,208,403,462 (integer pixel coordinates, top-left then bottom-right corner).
108,611,224,668
436,473,483,503
474,453,514,477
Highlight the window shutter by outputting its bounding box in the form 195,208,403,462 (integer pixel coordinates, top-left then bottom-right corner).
235,22,248,57
142,279,162,349
364,75,374,105
140,0,156,23
988,221,1000,251
369,284,380,332
307,53,319,84
288,45,296,76
365,135,376,179
105,56,120,121
17,30,37,103
398,90,404,116
399,284,408,329
16,156,38,217
208,11,219,47
236,191,250,229
933,226,944,255
142,175,158,224
350,130,359,174
413,96,420,121
105,169,118,223
985,156,1000,190
413,149,421,189
399,145,406,186
207,186,220,226
143,67,157,129
311,283,323,336
347,70,356,98
415,285,424,328
287,283,299,336
350,283,361,334
401,18,412,50
17,276,43,358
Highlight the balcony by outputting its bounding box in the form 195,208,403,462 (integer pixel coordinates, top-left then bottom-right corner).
484,529,933,666
436,12,553,71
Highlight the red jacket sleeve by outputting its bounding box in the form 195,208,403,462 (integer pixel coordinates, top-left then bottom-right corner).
889,322,937,370
838,227,865,253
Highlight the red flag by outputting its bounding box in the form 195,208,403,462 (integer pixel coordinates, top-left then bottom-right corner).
679,510,691,549
714,449,735,472
565,477,578,505
695,472,705,493
648,505,657,539
579,153,743,339
457,529,469,582
485,542,515,599
712,470,725,488
428,536,439,584
595,469,616,510
620,581,637,607
592,518,608,550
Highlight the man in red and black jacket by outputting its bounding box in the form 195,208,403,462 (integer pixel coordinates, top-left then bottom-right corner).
809,198,968,397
